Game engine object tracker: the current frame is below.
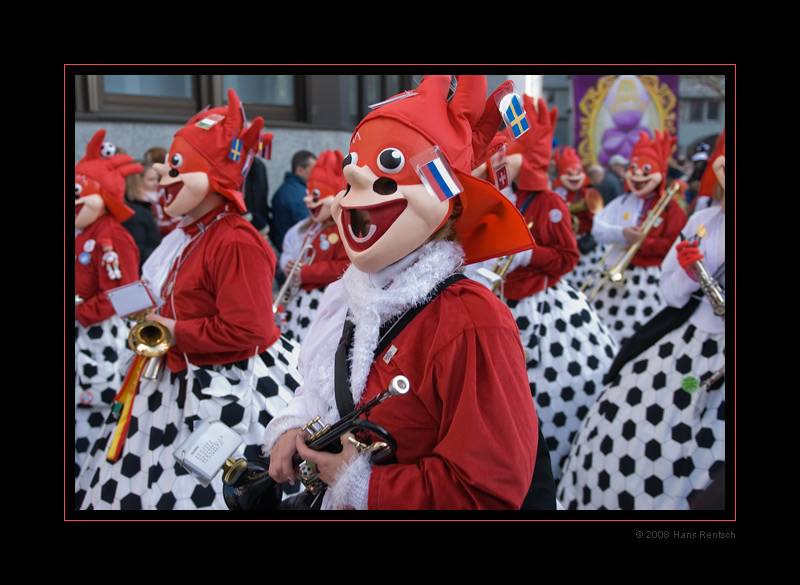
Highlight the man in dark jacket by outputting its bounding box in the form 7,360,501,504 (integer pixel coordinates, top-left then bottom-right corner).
270,150,316,253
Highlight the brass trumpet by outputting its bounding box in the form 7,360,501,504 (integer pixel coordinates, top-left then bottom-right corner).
569,189,604,234
128,315,172,380
273,243,316,315
222,375,410,509
581,182,680,302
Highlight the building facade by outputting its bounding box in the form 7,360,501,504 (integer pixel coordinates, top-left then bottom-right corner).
72,70,729,197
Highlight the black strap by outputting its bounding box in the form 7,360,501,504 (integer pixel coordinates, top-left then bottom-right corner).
334,273,466,417
603,296,701,385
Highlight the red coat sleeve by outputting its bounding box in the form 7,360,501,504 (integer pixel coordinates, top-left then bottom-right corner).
365,283,538,509
299,234,350,290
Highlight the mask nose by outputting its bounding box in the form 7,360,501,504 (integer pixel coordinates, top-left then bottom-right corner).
343,164,398,196
343,164,375,190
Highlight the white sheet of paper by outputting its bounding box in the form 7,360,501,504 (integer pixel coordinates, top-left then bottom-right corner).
106,281,157,316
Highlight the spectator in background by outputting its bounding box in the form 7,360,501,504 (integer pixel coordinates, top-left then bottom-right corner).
607,154,628,195
243,154,270,231
144,146,167,164
123,160,162,267
270,150,316,254
586,163,622,204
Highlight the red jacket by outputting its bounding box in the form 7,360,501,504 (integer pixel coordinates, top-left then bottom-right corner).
299,221,350,291
562,186,602,236
75,213,140,327
159,204,280,372
632,197,686,268
360,278,538,509
503,189,579,300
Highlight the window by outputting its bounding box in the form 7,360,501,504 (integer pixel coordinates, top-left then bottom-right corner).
707,101,720,121
74,73,201,121
222,75,295,106
683,98,723,123
74,73,414,127
688,100,704,122
103,75,194,99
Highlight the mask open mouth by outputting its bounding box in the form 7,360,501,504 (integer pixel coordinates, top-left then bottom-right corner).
341,198,408,252
163,182,181,205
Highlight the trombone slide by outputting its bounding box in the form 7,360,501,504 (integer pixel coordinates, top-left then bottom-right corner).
273,243,316,314
581,182,680,302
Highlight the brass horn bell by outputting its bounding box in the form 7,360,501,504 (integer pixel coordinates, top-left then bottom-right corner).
128,318,172,358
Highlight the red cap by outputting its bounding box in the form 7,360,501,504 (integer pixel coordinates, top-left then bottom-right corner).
307,150,345,200
514,95,558,192
75,129,141,223
553,146,589,189
629,129,677,195
171,88,264,213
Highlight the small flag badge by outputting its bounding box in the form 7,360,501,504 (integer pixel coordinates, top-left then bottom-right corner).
501,93,530,139
411,146,463,202
195,113,225,130
494,82,529,141
230,138,243,162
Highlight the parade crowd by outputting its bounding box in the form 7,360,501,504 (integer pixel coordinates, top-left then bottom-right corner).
73,76,726,512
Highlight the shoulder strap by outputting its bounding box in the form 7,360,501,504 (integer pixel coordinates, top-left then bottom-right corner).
603,296,701,385
334,273,466,417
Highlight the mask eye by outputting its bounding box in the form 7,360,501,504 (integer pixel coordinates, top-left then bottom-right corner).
312,188,321,202
75,183,83,199
377,148,405,175
169,153,184,177
343,152,358,168
629,163,638,172
642,164,652,174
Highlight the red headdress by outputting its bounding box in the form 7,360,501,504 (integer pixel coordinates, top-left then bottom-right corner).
75,129,141,223
308,150,345,200
698,127,725,196
169,88,264,213
508,95,558,192
628,129,677,195
350,75,534,264
552,146,589,189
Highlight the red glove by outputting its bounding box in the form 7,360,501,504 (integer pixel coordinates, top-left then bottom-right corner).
676,240,704,275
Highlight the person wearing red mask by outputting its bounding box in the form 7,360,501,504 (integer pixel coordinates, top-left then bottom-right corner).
75,90,302,510
551,146,606,288
263,76,549,510
584,130,687,345
276,150,350,343
74,131,142,477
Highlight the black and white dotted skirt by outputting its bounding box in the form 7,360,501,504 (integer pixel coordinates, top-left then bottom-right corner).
277,288,325,345
75,316,134,478
74,336,303,510
557,323,725,510
585,265,665,346
506,280,619,482
565,242,608,291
